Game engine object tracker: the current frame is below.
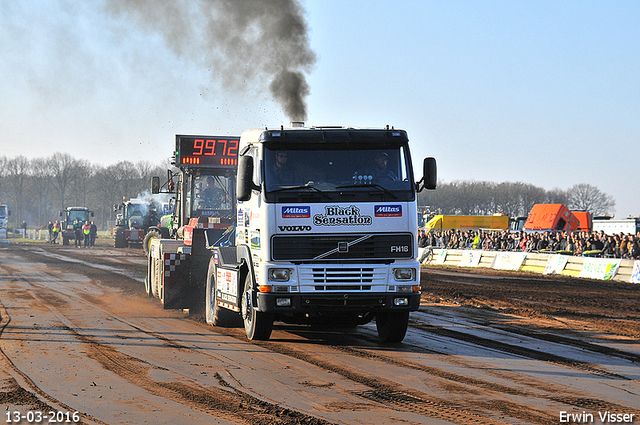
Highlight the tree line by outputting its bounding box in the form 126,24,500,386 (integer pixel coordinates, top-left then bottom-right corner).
418,180,616,218
0,154,172,231
0,153,616,230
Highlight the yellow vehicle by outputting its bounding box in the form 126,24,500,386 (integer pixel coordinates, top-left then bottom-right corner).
424,214,509,232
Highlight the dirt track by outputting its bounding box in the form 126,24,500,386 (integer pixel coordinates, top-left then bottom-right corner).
1,240,639,424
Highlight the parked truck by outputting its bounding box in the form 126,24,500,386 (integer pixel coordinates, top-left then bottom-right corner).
522,204,579,233
424,214,509,233
0,203,9,239
147,126,437,343
59,207,94,245
592,216,640,235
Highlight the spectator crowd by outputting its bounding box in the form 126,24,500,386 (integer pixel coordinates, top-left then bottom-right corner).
418,229,640,260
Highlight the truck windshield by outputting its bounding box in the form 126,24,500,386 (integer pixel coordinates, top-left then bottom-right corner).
264,145,414,202
0,207,6,219
191,171,235,218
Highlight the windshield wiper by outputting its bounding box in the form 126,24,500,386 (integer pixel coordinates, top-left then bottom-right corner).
269,185,332,199
335,184,398,199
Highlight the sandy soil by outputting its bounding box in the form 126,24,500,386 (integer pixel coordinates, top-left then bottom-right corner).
1,239,638,424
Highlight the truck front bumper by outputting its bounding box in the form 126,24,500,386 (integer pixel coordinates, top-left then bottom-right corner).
256,292,421,313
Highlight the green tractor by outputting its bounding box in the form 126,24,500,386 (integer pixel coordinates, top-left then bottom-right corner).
113,198,162,250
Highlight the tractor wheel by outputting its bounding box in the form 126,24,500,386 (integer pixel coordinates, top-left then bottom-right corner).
143,229,162,257
114,226,126,248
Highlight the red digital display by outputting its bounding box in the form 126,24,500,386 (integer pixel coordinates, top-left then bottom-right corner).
176,135,240,166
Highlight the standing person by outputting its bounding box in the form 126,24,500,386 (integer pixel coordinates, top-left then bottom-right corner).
82,221,91,248
89,221,97,247
73,218,83,248
51,221,60,244
47,221,53,243
602,235,616,258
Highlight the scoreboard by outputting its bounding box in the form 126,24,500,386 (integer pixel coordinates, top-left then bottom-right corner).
175,135,240,166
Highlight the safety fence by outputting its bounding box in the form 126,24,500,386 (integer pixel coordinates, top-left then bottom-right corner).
419,248,640,284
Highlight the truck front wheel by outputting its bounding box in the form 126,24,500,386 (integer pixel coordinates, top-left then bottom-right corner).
241,274,273,340
376,311,410,343
205,259,241,327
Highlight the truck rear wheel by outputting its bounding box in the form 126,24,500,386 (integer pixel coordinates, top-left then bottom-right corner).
241,274,273,340
205,259,241,327
143,229,162,257
376,311,410,343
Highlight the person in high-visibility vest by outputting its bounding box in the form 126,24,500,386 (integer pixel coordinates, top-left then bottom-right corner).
82,221,91,248
51,221,60,244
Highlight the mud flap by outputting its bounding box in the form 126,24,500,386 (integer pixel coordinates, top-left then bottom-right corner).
161,252,191,309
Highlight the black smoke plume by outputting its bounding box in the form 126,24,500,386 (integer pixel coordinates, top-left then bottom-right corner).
106,0,316,121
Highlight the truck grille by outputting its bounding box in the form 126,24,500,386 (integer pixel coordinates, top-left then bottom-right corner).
271,233,413,261
298,265,388,290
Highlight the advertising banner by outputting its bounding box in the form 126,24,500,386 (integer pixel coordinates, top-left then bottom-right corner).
579,258,621,281
491,252,527,271
459,250,482,267
543,254,569,275
436,249,448,264
631,261,640,284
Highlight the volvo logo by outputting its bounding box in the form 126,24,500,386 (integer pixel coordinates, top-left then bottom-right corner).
338,242,348,252
278,226,312,232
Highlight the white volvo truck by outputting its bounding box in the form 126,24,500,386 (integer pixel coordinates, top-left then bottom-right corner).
207,125,436,342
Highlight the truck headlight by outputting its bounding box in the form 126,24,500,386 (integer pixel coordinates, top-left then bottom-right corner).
393,297,409,306
268,268,290,282
393,268,415,281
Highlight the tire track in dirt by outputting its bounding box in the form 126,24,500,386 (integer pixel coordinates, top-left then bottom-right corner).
1,253,334,425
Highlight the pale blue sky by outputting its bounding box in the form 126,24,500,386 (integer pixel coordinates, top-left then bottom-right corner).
1,1,638,217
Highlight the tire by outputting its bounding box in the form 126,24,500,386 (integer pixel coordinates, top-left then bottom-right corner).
376,311,410,343
205,258,241,327
114,226,126,248
143,229,162,257
144,276,152,297
241,273,273,340
62,236,69,246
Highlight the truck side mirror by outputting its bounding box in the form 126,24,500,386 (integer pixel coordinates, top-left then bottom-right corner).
422,157,437,190
237,155,260,202
151,176,160,194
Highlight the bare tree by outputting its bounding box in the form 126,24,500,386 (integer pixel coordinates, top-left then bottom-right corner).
29,158,55,226
546,187,569,205
49,153,82,211
0,156,6,196
67,160,94,207
567,183,616,216
5,156,30,226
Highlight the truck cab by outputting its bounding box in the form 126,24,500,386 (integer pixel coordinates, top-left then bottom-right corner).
211,125,436,342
